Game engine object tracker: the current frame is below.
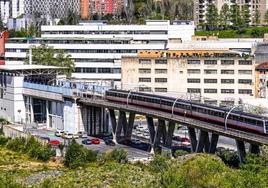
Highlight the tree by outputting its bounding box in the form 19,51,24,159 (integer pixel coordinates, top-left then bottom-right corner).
253,9,261,26
66,10,79,25
265,10,268,25
125,0,135,23
24,44,75,77
205,4,219,30
219,3,230,29
241,5,251,27
230,4,242,28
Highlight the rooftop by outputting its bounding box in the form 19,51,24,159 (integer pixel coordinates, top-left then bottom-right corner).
0,64,63,71
0,65,66,75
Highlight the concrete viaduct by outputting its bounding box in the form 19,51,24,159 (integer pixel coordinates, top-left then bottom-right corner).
75,96,268,163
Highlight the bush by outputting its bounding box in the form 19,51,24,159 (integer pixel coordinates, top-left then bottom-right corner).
149,154,168,173
64,139,97,169
102,149,128,163
216,148,240,167
174,150,188,158
0,136,9,146
5,136,55,161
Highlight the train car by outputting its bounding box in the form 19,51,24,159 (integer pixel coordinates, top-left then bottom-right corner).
105,89,268,135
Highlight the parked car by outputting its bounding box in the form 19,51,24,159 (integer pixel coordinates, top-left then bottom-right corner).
173,136,190,143
104,139,115,146
82,138,92,145
49,140,60,145
62,132,78,139
91,138,100,144
77,131,88,138
55,130,64,137
132,139,141,145
143,133,150,139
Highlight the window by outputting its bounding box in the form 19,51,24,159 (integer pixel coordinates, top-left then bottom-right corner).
239,60,252,65
221,79,234,84
155,78,167,83
204,89,217,93
204,100,217,105
139,87,151,92
221,70,234,74
139,78,151,82
155,69,167,74
204,79,217,83
221,60,234,65
0,88,3,99
187,88,201,93
155,88,167,92
221,89,234,94
239,89,252,94
187,78,200,83
139,59,151,64
139,69,151,74
204,60,217,65
204,69,217,74
238,79,252,84
155,59,167,64
98,68,111,73
238,70,252,75
187,69,200,74
188,60,200,64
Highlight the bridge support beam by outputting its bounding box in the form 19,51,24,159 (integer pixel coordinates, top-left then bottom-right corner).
109,109,116,133
188,127,197,152
249,144,260,154
209,133,219,154
236,140,246,163
146,116,155,144
196,130,209,153
125,113,136,141
153,119,167,150
165,121,175,147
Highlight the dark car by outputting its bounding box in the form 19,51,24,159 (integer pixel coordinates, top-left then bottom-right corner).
104,139,115,146
82,139,92,145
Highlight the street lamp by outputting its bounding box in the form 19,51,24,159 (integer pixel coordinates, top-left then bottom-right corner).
224,104,243,130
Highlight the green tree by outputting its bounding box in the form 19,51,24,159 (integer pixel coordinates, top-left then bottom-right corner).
24,44,75,77
241,4,251,27
230,4,242,28
264,10,268,25
254,9,261,26
219,3,230,29
205,4,219,30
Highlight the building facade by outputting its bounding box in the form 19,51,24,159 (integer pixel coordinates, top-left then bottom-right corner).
4,20,195,87
89,0,123,15
194,0,268,26
80,0,89,19
121,47,259,106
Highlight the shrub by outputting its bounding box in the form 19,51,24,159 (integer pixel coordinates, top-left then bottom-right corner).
6,137,26,152
216,148,240,167
5,136,55,161
102,149,128,163
0,135,9,146
64,139,97,169
174,150,188,158
149,154,168,173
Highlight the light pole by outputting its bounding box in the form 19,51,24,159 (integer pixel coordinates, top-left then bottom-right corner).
224,104,243,130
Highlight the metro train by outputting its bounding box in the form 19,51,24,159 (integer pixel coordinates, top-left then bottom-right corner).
105,89,268,135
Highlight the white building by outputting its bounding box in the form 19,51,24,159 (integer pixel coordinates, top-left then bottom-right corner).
0,0,10,24
5,20,195,87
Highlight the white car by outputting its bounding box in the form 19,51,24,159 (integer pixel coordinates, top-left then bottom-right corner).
77,131,88,138
136,132,143,137
55,130,64,137
143,133,150,139
62,132,79,139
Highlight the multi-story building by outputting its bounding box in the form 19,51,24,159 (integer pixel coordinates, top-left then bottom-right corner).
89,0,123,15
0,0,11,24
194,0,268,26
80,0,89,19
4,20,195,87
121,39,265,105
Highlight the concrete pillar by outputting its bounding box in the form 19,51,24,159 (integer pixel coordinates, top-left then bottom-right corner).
165,121,175,147
249,144,260,154
30,97,34,123
147,116,155,144
154,119,166,148
116,111,126,139
188,127,197,152
46,100,49,129
109,109,117,133
125,113,135,140
236,140,246,163
209,133,219,154
196,130,209,153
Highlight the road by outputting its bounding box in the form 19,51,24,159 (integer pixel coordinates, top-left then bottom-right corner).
28,128,151,160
